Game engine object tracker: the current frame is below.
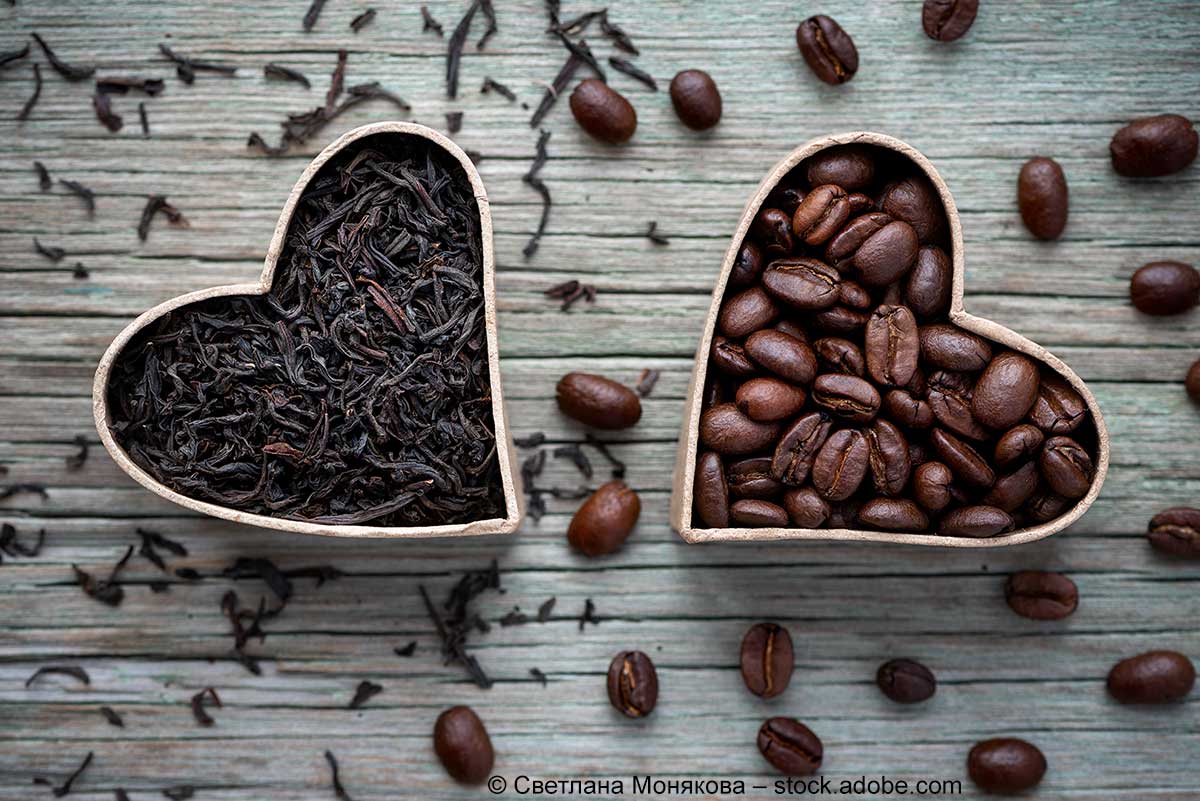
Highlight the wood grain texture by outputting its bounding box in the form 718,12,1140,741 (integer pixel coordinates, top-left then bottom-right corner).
1,1,1198,799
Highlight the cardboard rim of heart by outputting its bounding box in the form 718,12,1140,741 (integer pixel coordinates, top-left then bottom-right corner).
670,131,1110,547
92,121,524,539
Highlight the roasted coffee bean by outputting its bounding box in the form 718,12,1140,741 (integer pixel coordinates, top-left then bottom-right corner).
879,175,944,243
812,428,869,501
904,245,952,318
736,377,807,422
1147,507,1200,559
769,184,807,216
884,389,934,429
847,192,873,214
700,403,782,456
763,258,842,310
922,0,978,41
994,424,1045,468
792,185,851,246
811,305,869,334
1025,491,1069,523
693,451,729,528
607,650,658,717
757,717,823,776
745,329,818,385
752,207,795,256
568,480,640,557
740,622,794,698
433,706,494,785
939,505,1012,538
1110,114,1198,178
731,499,790,527
858,498,927,531
812,374,880,422
1130,260,1200,315
557,372,642,429
772,411,833,484
728,457,783,500
826,212,892,270
927,370,990,441
569,79,637,144
1027,373,1086,434
783,487,830,527
1004,570,1078,620
908,441,929,468
814,337,865,376
669,69,721,131
838,280,872,310
1186,358,1200,403
796,15,857,85
919,324,992,371
1107,650,1195,704
867,418,911,496
983,461,1039,512
711,336,758,378
730,241,765,288
972,352,1040,429
854,221,919,287
774,319,809,342
876,658,936,703
827,499,861,529
967,738,1046,794
913,461,955,512
865,304,920,387
1040,435,1093,499
931,428,994,488
805,145,875,191
719,286,780,337
1018,157,1069,240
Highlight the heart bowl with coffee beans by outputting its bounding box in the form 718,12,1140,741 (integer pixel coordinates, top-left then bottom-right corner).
671,132,1109,547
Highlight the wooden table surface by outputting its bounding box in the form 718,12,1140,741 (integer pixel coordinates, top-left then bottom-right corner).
1,1,1198,798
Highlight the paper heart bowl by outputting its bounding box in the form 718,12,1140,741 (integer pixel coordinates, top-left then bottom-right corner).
93,122,522,539
671,132,1109,547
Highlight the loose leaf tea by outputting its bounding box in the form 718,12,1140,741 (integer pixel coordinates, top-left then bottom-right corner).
138,102,149,137
421,5,444,36
303,0,328,31
159,44,237,84
578,597,598,630
18,63,41,121
222,557,292,601
637,368,660,396
393,640,417,657
544,279,596,311
480,77,515,101
72,262,89,280
0,523,46,557
99,706,124,727
38,750,93,797
609,57,656,91
93,91,123,132
34,161,51,190
58,179,95,216
25,665,91,688
0,42,29,68
420,561,502,688
264,63,311,88
162,787,195,800
522,130,553,257
537,596,556,621
107,133,505,526
350,9,377,32
73,545,132,607
530,667,547,685
446,110,463,133
0,482,48,501
348,680,383,709
34,237,66,262
136,195,187,241
96,77,165,95
529,50,582,127
32,33,95,81
325,750,354,801
190,686,221,726
646,221,669,245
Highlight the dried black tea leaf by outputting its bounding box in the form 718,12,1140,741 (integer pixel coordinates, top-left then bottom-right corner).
25,665,91,688
159,44,236,84
303,0,328,31
138,102,149,137
549,9,601,35
599,11,638,54
34,161,51,190
513,432,546,448
530,667,547,685
110,133,505,526
645,220,669,245
609,56,656,90
350,8,376,32
476,0,498,49
38,750,92,797
636,368,660,397
348,680,382,709
578,597,598,630
283,564,342,586
522,129,552,258
93,91,123,132
421,5,444,36
554,34,604,81
96,77,165,95
446,0,481,98
223,557,293,601
0,482,48,501
174,567,201,580
537,596,556,622
480,77,515,100
99,706,124,727
554,443,592,478
136,195,187,241
543,278,595,311
72,263,89,280
419,561,501,688
325,750,354,801
32,33,94,81
585,433,626,478
0,42,29,68
149,580,170,593
264,63,311,88
529,49,581,127
58,179,95,216
499,607,527,626
162,787,194,800
74,546,132,607
445,110,463,133
18,62,41,121
346,81,411,111
190,686,221,726
34,237,66,262
1,524,45,557
394,641,417,657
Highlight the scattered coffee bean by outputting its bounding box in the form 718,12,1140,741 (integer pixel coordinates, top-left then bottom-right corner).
967,738,1046,794
433,706,494,785
1107,650,1195,704
607,650,658,717
569,78,637,144
1017,157,1068,240
1130,260,1200,315
567,480,640,557
556,372,642,429
1004,570,1078,620
1186,358,1200,403
740,622,794,698
1147,507,1200,559
922,0,979,41
876,658,936,703
758,717,822,775
1110,114,1198,178
669,69,721,131
796,15,857,85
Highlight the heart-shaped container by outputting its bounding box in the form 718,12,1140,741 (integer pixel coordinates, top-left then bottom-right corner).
93,122,523,539
671,132,1109,547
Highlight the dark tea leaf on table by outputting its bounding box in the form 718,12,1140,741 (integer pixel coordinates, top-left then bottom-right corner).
283,564,342,586
446,110,463,133
529,50,582,127
138,102,149,136
0,42,29,68
579,598,598,630
0,482,49,501
73,545,132,607
72,263,89,280
600,11,638,54
34,237,66,262
530,667,547,685
421,5,444,36
1,524,45,557
136,195,187,241
636,368,660,397
514,432,546,448
58,179,95,216
99,706,124,727
393,641,417,657
162,787,195,800
25,665,91,688
537,596,556,622
264,63,311,88
348,680,383,709
174,567,201,580
38,750,92,797
158,44,236,84
645,221,669,245
18,62,42,121
190,686,221,726
480,76,515,100
32,33,95,80
554,35,604,81
302,0,328,31
34,161,51,190
117,790,132,801
446,0,481,98
350,9,376,32
609,57,656,90
554,443,593,478
93,91,123,132
347,81,411,110
499,607,528,626
222,557,292,602
522,129,553,257
325,750,354,801
96,77,164,95
585,434,626,478
476,0,498,49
